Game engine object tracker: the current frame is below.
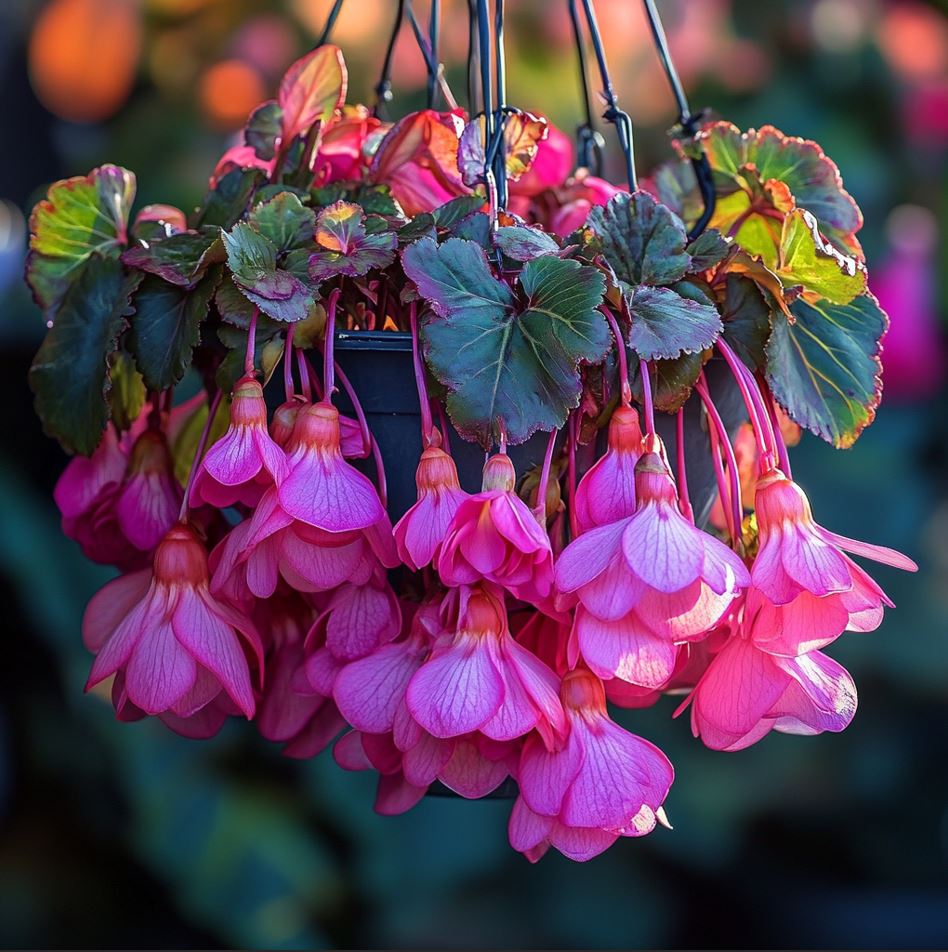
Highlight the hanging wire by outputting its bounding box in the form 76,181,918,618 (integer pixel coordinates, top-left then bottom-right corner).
491,0,509,210
373,0,406,117
466,0,482,114
577,0,637,189
406,2,443,105
315,0,345,47
427,0,441,109
641,0,716,238
567,0,605,175
474,0,498,222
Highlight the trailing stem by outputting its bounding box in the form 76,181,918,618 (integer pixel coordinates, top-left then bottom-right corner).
244,308,258,378
283,324,296,401
323,288,342,400
534,429,559,524
716,339,776,473
410,303,436,446
695,373,743,547
602,306,631,406
639,358,656,435
676,407,694,522
179,388,223,522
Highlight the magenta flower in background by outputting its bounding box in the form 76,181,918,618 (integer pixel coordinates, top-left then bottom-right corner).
510,667,674,863
749,469,917,656
438,453,554,605
85,523,263,720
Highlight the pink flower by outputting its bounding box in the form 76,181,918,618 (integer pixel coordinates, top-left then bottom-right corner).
573,404,642,533
748,469,917,656
682,627,857,752
115,429,182,553
511,667,674,863
438,453,554,605
549,172,624,237
369,109,470,216
314,106,384,185
509,121,574,198
406,587,565,746
190,375,288,509
209,144,274,187
394,445,468,571
84,523,263,719
556,435,750,687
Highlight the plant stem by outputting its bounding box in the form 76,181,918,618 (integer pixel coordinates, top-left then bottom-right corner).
715,339,776,472
602,306,631,406
533,429,558,523
323,288,342,401
639,358,656,434
244,308,258,378
409,303,435,445
296,348,312,401
567,412,579,539
696,374,742,546
178,388,223,522
283,324,295,401
760,376,793,478
370,432,388,509
676,407,694,522
332,358,372,459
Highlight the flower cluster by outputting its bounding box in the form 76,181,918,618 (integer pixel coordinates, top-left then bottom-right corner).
31,41,916,863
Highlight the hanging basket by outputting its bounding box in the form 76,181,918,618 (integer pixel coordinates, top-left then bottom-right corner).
25,0,916,862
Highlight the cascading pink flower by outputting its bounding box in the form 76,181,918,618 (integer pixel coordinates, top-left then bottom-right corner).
549,172,624,236
394,445,468,571
255,595,346,758
747,468,917,656
115,429,182,553
190,375,288,508
84,523,263,720
405,587,566,746
210,144,274,187
210,401,396,602
438,453,554,605
510,667,674,863
508,121,574,199
680,621,858,752
314,106,384,185
556,434,750,688
573,404,642,533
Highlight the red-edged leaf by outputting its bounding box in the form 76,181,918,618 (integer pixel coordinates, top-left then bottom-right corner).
278,45,347,143
458,110,548,188
308,200,397,282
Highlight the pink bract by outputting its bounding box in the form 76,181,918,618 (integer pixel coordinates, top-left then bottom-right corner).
85,523,264,720
115,429,182,553
511,667,674,862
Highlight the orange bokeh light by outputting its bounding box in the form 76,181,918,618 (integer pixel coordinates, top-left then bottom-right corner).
28,0,142,123
199,59,267,130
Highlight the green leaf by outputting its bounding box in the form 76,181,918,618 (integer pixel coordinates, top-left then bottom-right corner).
775,208,866,305
431,194,486,228
686,229,730,271
494,225,560,261
121,232,224,287
248,191,315,253
631,350,708,413
404,239,608,445
108,349,146,432
216,323,285,393
308,201,397,282
222,223,315,324
29,255,141,455
721,274,772,370
129,272,219,390
625,285,722,360
765,292,886,448
195,167,265,229
586,191,691,287
245,100,283,160
27,164,135,312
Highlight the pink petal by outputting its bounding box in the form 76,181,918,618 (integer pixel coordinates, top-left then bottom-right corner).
491,494,550,554
749,588,849,657
548,822,619,862
508,796,554,861
333,642,424,733
282,705,347,758
172,588,255,718
124,619,197,715
575,452,637,530
621,504,703,594
406,639,505,738
86,586,163,688
279,530,366,592
438,738,510,798
374,773,428,816
402,731,454,786
201,426,262,487
817,528,918,572
334,730,373,771
245,535,282,599
555,518,630,593
560,717,673,830
503,637,566,745
116,472,181,552
772,651,857,735
577,557,645,621
517,730,584,818
576,608,678,689
780,524,853,596
324,582,401,661
82,569,151,652
752,534,805,604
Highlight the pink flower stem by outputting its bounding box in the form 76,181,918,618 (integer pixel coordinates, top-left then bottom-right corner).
696,373,743,545
323,288,342,400
676,407,694,522
296,348,313,401
409,302,436,445
332,357,373,461
178,388,223,522
533,429,559,523
716,338,776,472
601,306,631,406
759,375,793,478
707,422,736,544
639,358,656,435
244,308,258,377
370,432,389,509
283,324,296,401
436,402,452,455
567,412,579,539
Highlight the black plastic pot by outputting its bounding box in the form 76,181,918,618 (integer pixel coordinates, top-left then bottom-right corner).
334,331,745,526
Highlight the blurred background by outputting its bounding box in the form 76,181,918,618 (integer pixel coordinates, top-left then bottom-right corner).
1,0,947,947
